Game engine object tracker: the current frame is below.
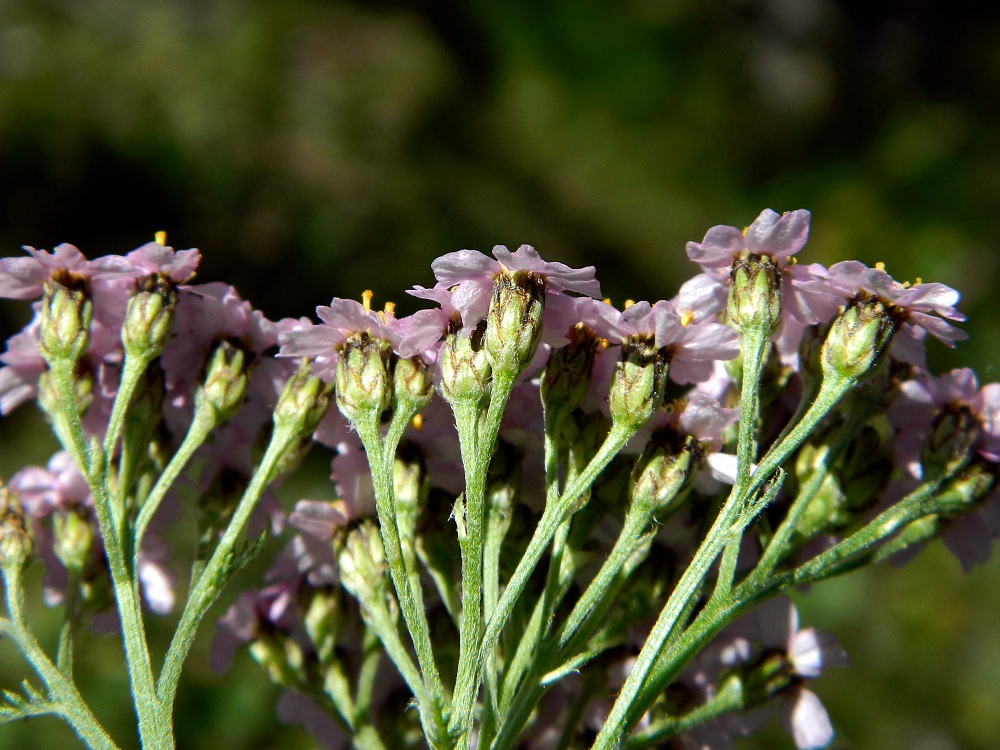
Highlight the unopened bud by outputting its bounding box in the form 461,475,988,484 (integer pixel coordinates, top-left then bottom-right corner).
274,362,335,436
336,335,393,424
439,324,491,407
740,653,796,708
608,339,669,430
393,355,433,414
198,340,250,421
823,293,903,381
303,587,342,664
728,252,782,336
38,367,94,419
484,269,545,375
53,507,94,575
122,275,177,358
249,633,305,689
934,462,995,516
40,278,93,363
0,486,33,569
541,326,601,414
922,405,980,481
337,521,388,604
630,433,700,517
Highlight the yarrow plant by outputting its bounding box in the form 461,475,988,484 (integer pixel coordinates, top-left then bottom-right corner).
0,211,996,749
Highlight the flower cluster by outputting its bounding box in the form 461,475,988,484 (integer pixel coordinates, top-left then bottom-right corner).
0,211,995,750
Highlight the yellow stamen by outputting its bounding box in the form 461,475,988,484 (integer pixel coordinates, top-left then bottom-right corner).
680,309,696,327
154,231,167,246
914,277,922,285
875,261,886,271
602,297,612,305
411,414,424,430
741,226,749,237
362,290,374,313
384,301,396,317
623,299,635,309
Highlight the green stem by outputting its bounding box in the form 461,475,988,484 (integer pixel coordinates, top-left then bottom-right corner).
352,412,449,747
624,675,743,750
452,368,518,743
448,422,636,743
133,398,217,560
47,358,170,749
712,326,770,603
751,398,872,584
156,420,297,713
55,570,82,677
102,353,152,481
2,565,120,750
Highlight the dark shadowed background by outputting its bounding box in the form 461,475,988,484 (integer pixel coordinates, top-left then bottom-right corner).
1,1,999,748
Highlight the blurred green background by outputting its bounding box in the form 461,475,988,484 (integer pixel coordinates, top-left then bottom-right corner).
2,0,1000,748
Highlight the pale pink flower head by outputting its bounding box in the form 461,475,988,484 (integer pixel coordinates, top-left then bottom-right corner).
278,295,401,381
685,211,845,327
429,244,600,330
616,300,740,385
161,282,277,405
0,310,45,414
826,260,967,365
122,242,200,283
686,209,812,270
397,285,463,360
890,368,1000,466
0,244,133,300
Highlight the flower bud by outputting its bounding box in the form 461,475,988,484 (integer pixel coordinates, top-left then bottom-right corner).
727,252,782,336
934,461,995,516
39,278,92,363
394,442,427,546
608,339,668,430
53,507,94,575
337,521,389,606
38,368,94,420
630,433,700,517
922,405,980,481
197,340,250,422
439,324,491,407
249,632,306,689
541,326,601,415
303,587,342,664
273,361,336,437
822,293,904,381
0,486,33,570
122,275,177,359
336,335,393,424
393,355,433,414
740,653,796,709
484,269,545,375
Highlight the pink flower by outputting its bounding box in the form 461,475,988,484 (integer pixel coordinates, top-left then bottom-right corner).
278,297,402,380
0,244,132,300
826,261,967,365
687,209,812,269
890,368,1000,468
685,211,845,327
0,310,45,414
616,300,740,384
9,452,176,614
429,244,600,330
161,282,277,407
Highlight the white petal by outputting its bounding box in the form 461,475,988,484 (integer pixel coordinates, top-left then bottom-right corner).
781,690,834,749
